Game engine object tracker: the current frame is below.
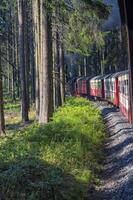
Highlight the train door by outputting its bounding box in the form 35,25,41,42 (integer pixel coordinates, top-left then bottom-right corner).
115,78,119,106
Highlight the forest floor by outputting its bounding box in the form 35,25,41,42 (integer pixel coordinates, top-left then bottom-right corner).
5,102,35,130
89,101,133,200
0,98,106,200
3,99,133,199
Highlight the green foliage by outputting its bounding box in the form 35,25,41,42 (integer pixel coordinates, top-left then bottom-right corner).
102,29,128,73
0,0,8,12
65,9,105,55
64,0,109,55
0,97,106,199
80,0,110,19
4,102,21,112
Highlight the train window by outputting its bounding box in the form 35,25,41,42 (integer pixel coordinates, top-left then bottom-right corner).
125,86,128,96
112,82,115,91
98,82,101,89
118,85,121,92
122,87,124,94
111,83,113,91
107,82,109,90
118,80,121,92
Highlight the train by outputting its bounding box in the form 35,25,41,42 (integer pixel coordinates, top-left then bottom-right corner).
69,70,130,122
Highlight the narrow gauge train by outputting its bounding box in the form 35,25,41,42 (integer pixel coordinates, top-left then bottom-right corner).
71,70,130,122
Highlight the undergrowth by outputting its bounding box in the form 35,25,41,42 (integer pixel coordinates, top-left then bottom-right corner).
4,102,35,128
4,102,21,112
0,97,106,200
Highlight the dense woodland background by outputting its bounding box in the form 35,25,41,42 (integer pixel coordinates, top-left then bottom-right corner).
0,0,130,199
0,0,128,135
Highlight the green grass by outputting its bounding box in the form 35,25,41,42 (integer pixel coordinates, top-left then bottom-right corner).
0,97,106,200
4,101,35,129
4,102,21,112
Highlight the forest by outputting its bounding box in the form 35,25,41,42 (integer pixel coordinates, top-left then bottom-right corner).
0,0,127,199
0,0,125,132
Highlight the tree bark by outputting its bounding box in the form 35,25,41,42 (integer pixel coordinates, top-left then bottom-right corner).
38,1,53,123
0,46,5,136
32,0,40,119
55,30,61,107
59,43,65,104
17,0,29,123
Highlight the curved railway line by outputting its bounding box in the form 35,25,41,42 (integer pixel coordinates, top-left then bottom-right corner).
69,73,133,199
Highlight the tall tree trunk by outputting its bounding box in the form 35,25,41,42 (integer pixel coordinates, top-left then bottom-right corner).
84,57,87,76
78,65,81,76
17,0,29,123
6,39,10,95
30,7,35,104
24,1,30,111
38,1,53,123
12,13,16,101
32,0,40,119
0,46,5,136
55,30,61,107
59,43,65,104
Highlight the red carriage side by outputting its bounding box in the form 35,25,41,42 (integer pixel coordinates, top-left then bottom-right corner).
104,72,123,107
118,71,130,122
90,75,105,98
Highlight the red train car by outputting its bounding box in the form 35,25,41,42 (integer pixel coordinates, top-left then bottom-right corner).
90,75,105,98
118,71,130,122
104,72,124,106
70,69,131,123
76,77,84,96
76,76,92,96
84,76,92,96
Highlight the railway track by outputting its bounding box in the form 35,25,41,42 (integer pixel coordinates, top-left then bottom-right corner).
90,101,133,200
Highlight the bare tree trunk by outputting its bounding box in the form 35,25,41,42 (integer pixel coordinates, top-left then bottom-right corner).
24,0,31,110
32,0,40,119
12,13,16,101
6,39,10,95
17,0,29,123
55,30,61,107
39,0,53,123
84,57,87,76
30,6,35,104
78,65,81,76
0,46,5,136
59,43,65,104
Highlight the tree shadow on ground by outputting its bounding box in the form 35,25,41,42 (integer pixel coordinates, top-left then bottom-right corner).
0,158,87,200
6,120,34,131
91,176,133,200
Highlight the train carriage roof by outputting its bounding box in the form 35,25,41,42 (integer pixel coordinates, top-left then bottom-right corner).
77,76,93,82
85,76,94,80
76,76,85,82
101,71,129,82
117,70,129,78
90,74,110,81
89,71,129,82
109,70,129,79
104,73,113,80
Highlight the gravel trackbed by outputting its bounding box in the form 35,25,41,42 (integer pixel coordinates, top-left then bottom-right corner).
90,102,133,200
